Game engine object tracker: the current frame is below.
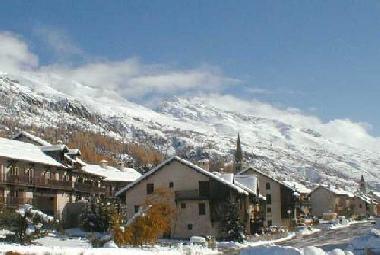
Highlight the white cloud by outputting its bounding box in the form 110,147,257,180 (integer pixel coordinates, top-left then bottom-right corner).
203,94,380,151
0,30,379,150
41,60,238,101
33,26,83,61
0,31,238,101
0,31,38,74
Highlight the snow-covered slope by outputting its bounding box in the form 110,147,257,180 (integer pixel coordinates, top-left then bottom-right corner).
0,72,379,191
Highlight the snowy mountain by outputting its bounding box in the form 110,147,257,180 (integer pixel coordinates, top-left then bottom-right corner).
0,71,379,191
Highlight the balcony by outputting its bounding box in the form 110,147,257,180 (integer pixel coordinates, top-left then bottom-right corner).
175,189,209,201
33,178,73,190
74,183,106,194
6,175,33,185
0,197,33,207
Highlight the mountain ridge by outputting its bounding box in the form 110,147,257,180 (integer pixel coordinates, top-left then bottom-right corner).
0,71,379,192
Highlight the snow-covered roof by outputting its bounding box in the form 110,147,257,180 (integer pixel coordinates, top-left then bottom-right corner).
12,131,52,146
313,185,354,198
41,145,68,152
0,137,63,167
283,181,311,194
67,149,81,156
355,193,376,205
82,164,141,182
373,192,380,199
240,167,312,194
116,156,250,197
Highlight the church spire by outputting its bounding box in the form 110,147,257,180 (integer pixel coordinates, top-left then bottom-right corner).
359,175,366,193
234,133,243,173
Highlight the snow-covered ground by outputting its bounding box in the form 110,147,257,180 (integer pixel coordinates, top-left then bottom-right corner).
240,245,354,255
217,232,296,249
296,227,321,237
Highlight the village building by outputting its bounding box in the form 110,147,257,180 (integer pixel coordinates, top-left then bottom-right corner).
0,131,141,222
372,191,380,215
310,185,378,218
0,137,74,218
116,156,263,239
238,167,311,227
81,160,141,197
310,186,355,218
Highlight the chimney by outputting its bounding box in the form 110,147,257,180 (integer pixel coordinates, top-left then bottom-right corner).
117,162,125,171
197,159,210,171
100,159,108,169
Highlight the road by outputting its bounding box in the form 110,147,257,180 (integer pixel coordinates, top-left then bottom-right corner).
220,222,374,254
279,222,373,251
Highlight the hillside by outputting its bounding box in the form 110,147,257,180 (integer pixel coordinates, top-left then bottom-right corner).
0,71,379,191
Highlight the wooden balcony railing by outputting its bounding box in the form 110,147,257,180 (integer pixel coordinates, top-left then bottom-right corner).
0,175,106,194
0,197,33,207
7,175,33,185
175,189,209,201
74,183,106,193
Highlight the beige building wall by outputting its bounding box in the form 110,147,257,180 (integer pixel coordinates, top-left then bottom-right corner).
124,161,219,239
243,169,282,226
310,187,336,217
352,197,367,218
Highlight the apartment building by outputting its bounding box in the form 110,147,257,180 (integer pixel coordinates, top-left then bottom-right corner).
239,167,311,227
116,156,262,239
0,131,141,221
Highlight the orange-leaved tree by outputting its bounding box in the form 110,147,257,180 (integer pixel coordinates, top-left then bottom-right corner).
113,188,175,246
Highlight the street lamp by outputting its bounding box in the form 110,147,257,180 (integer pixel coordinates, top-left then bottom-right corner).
287,209,292,229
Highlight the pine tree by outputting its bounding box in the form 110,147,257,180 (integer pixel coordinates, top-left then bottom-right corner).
221,201,245,243
81,197,119,232
234,133,243,173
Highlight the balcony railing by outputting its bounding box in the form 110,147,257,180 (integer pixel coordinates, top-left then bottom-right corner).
74,183,106,193
7,175,33,185
175,189,209,201
0,197,33,207
0,175,106,194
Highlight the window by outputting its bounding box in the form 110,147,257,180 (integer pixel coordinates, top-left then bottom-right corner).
169,182,174,188
187,224,193,230
359,204,362,209
267,207,272,213
181,203,186,209
266,194,272,204
199,181,210,197
199,203,206,215
267,220,272,226
134,205,139,213
146,183,154,194
266,182,271,190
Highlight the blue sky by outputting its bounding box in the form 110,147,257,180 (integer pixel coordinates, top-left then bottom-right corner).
1,1,380,135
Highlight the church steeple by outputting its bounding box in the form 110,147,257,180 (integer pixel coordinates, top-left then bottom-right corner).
359,175,367,193
234,133,243,173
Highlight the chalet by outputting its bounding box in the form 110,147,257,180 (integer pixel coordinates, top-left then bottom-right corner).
372,191,380,215
81,160,141,197
2,131,141,222
116,156,262,239
239,167,311,227
352,194,377,218
311,185,377,219
310,185,354,217
0,137,73,218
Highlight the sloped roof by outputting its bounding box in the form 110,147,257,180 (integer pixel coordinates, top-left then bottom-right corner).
311,185,354,198
116,156,249,197
240,166,311,194
283,181,311,194
82,164,141,182
12,131,52,146
0,137,63,167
